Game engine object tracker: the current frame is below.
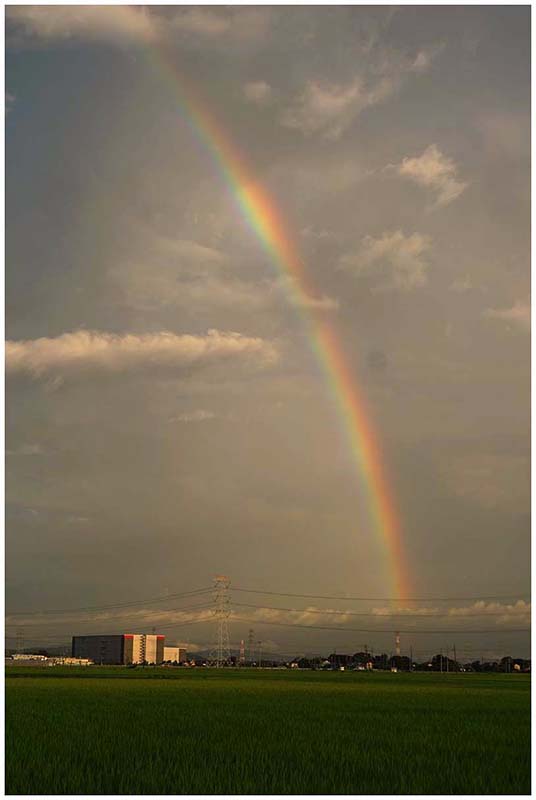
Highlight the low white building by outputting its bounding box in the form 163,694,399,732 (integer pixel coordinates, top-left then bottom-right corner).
163,646,187,663
11,653,48,661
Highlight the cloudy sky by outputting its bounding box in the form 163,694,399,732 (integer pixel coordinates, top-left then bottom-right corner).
5,5,530,659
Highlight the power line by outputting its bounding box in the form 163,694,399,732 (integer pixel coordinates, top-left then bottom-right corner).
6,587,212,617
5,613,215,644
232,587,529,602
132,614,214,632
7,585,528,617
232,601,530,619
5,600,213,627
231,616,530,635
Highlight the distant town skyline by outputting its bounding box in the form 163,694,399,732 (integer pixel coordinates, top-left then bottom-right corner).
6,6,530,657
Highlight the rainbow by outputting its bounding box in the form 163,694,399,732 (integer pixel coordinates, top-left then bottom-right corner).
144,45,411,600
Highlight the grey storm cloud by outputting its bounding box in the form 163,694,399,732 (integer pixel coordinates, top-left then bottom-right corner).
5,6,529,656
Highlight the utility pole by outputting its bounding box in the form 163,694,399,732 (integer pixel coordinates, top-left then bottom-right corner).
212,575,231,667
446,647,449,673
248,628,255,664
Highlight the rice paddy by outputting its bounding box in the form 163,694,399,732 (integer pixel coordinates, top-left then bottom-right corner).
5,666,531,795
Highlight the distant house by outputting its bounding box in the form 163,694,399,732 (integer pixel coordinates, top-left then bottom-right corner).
353,652,374,670
328,653,352,668
289,657,312,669
373,653,389,670
390,655,411,671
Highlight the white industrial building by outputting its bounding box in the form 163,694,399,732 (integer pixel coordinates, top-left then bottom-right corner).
163,646,187,663
72,634,165,665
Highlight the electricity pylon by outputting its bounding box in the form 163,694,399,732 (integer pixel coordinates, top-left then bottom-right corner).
248,628,255,663
212,575,231,666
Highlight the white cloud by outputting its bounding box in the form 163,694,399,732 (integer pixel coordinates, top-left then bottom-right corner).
391,144,467,207
109,234,281,315
300,226,336,242
6,443,44,457
484,300,530,332
476,111,529,160
371,600,530,626
162,238,227,269
113,245,338,317
6,330,278,382
169,410,217,424
169,7,271,41
298,294,340,311
169,7,230,37
114,260,275,315
280,44,441,139
450,276,473,293
340,231,431,291
7,6,158,46
281,78,371,139
442,451,530,509
6,604,214,630
409,43,445,72
227,600,530,631
7,6,272,48
275,277,339,311
243,81,272,105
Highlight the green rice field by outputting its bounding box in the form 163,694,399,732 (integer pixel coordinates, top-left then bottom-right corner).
5,666,531,794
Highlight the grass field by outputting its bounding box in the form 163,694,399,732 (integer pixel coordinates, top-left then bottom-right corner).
5,666,531,795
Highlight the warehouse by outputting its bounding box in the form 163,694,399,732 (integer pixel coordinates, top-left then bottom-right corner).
72,634,165,665
163,646,187,663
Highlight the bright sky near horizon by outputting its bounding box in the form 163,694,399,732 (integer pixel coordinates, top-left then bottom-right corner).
5,5,530,658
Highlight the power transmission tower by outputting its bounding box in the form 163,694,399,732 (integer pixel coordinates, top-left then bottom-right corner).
212,575,231,667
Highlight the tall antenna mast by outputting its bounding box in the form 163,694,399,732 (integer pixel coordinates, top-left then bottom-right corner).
213,575,231,667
